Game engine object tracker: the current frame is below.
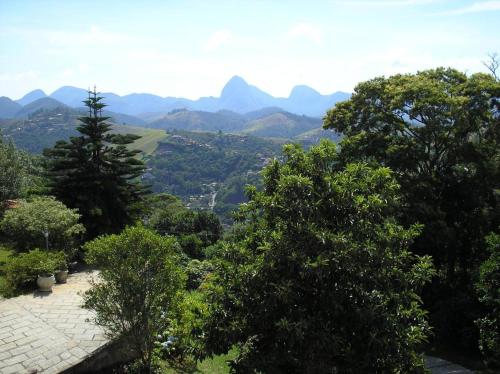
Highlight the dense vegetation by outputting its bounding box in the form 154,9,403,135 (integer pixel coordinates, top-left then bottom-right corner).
204,141,434,373
147,130,283,222
0,66,499,373
324,67,500,360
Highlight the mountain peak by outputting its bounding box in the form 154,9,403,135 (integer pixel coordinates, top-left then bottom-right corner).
221,76,250,98
16,89,47,106
289,85,320,100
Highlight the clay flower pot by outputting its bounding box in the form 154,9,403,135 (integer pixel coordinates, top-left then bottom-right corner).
37,274,55,292
55,270,68,284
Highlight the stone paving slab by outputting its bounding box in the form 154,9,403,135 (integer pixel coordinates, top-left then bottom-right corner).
0,271,107,374
426,356,474,374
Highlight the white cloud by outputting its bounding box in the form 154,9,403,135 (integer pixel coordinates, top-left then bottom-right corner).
203,30,233,52
0,70,39,81
444,0,500,15
287,23,323,45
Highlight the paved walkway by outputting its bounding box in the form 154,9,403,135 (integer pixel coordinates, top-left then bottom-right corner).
426,356,474,374
0,271,108,374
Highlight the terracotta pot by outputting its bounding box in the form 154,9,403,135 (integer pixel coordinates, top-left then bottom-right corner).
55,270,68,284
37,274,55,292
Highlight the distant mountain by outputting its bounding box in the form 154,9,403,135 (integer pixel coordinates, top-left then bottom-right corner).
15,97,69,118
278,86,350,117
0,104,158,153
0,97,22,119
16,89,47,106
242,112,322,138
218,76,275,113
147,107,327,140
10,76,350,118
50,86,89,107
149,109,247,133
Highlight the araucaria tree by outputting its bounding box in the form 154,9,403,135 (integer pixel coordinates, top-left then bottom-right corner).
44,88,147,237
324,68,500,351
204,141,434,374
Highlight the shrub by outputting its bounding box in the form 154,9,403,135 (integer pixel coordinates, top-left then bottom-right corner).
0,196,85,252
83,226,185,373
476,232,500,368
3,249,64,295
185,259,213,290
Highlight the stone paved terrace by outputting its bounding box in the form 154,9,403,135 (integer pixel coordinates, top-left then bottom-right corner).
0,270,476,374
0,271,108,374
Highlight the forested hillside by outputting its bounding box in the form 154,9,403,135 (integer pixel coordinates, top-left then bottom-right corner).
146,130,283,222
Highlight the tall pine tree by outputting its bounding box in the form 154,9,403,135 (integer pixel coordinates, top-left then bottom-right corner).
44,88,147,238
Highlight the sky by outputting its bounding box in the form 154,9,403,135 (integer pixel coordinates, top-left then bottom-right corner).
0,0,499,100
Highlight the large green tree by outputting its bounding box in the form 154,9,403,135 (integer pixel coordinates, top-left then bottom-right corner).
44,89,147,238
324,68,500,350
204,141,434,374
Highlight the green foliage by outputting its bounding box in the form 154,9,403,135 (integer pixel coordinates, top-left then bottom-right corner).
0,196,84,252
324,68,500,351
147,130,281,222
0,134,41,203
476,232,500,368
204,141,434,373
185,259,213,290
44,89,148,238
145,194,222,259
160,291,210,367
83,226,185,373
3,249,64,295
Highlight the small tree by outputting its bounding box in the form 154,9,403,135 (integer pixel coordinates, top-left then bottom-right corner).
83,226,185,373
44,88,147,238
204,141,434,373
0,196,85,252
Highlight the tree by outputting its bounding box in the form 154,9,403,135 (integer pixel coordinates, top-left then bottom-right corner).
476,231,500,368
204,141,434,374
0,133,34,204
324,68,500,350
0,196,85,252
44,88,147,238
145,194,222,258
83,226,185,373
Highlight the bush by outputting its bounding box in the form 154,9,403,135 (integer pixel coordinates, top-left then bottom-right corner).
83,226,185,373
0,196,85,252
476,232,500,368
178,234,203,259
185,260,213,290
3,249,64,295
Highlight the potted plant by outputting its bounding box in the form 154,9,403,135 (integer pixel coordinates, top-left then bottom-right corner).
36,258,56,292
54,251,69,284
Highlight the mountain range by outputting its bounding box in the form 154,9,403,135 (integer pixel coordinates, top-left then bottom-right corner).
2,76,350,118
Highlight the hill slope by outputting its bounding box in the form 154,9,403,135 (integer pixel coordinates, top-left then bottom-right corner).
0,97,22,119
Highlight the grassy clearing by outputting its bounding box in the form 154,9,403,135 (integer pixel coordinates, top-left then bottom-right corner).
111,125,167,156
164,348,237,374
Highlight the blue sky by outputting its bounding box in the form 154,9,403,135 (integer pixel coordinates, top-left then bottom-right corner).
1,0,499,99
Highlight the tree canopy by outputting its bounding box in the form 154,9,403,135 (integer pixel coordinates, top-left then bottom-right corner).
324,67,500,350
204,141,434,374
44,89,147,238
